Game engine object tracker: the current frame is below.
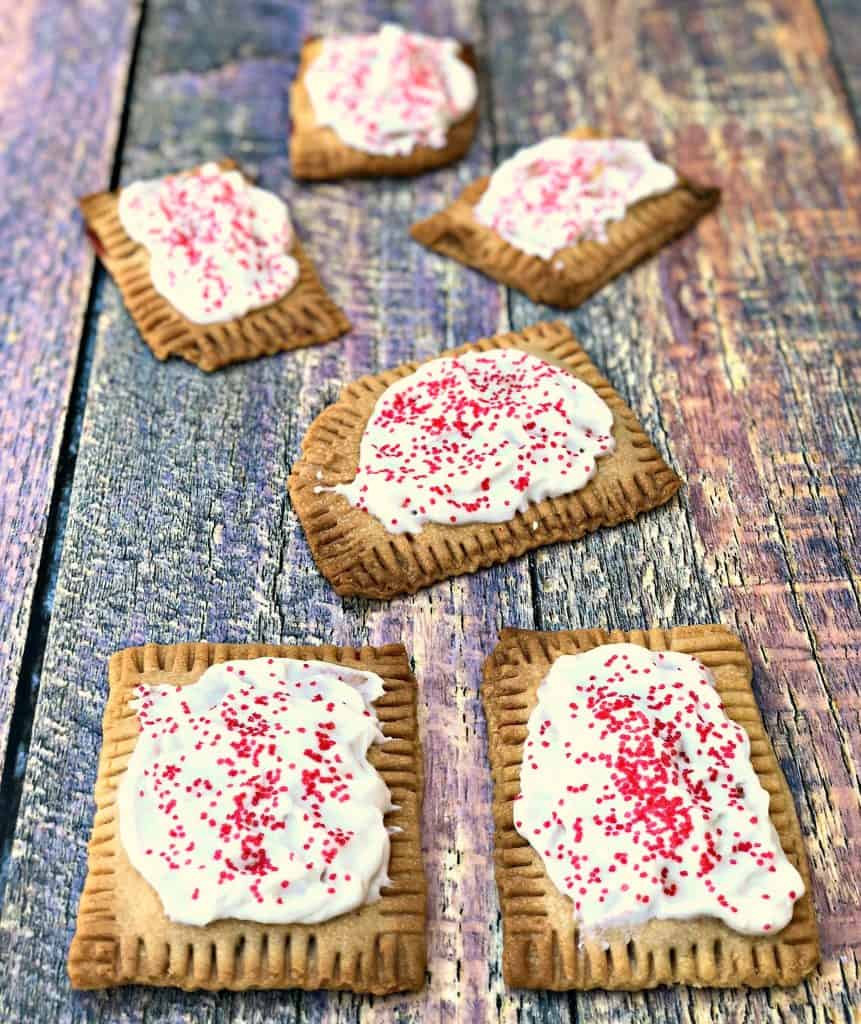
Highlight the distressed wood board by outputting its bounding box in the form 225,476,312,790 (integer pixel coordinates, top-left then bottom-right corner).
0,1,858,1023
0,0,142,777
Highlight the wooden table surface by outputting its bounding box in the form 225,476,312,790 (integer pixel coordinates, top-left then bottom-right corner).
0,1,858,1021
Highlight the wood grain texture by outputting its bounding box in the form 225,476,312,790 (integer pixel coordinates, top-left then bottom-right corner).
0,0,141,773
0,2,566,1022
0,0,858,1022
485,0,860,1019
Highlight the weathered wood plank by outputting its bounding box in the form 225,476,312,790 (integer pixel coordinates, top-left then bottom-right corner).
0,0,141,776
0,2,569,1022
818,0,861,127
2,0,859,1020
485,0,860,1020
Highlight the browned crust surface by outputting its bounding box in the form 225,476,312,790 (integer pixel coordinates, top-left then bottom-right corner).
289,37,479,181
410,128,720,308
79,159,351,371
68,642,425,993
481,625,820,991
288,320,682,599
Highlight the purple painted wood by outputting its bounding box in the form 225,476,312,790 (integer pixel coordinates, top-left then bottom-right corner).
0,0,859,1021
488,0,861,1019
0,0,141,768
0,3,566,1022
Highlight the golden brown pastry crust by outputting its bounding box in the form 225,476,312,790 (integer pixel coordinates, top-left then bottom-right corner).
289,37,479,180
410,128,720,307
288,320,682,599
482,624,820,990
68,641,425,993
80,159,350,371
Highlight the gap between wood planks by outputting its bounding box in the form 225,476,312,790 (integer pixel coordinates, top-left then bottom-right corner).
0,1,150,909
1,5,854,1018
475,0,548,636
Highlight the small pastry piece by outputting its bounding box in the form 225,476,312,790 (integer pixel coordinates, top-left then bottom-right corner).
482,625,820,990
68,641,425,993
80,160,350,371
288,320,681,599
411,129,719,308
290,24,478,180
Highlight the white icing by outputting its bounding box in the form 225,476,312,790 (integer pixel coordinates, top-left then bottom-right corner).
474,137,679,259
118,163,299,324
322,348,615,534
304,23,477,156
516,644,805,936
118,657,393,926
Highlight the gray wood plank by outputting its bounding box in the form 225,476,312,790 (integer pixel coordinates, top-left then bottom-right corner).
819,0,861,131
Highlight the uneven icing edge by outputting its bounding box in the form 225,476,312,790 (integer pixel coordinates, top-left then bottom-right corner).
319,348,616,534
515,644,805,937
118,657,394,926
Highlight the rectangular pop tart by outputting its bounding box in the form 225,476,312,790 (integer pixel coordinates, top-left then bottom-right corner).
68,641,425,993
411,129,719,308
80,160,350,371
481,625,820,990
290,26,479,181
289,320,681,599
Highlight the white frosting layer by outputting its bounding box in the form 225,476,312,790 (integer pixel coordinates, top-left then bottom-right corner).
118,163,299,324
516,644,805,935
474,137,678,259
304,23,477,156
323,348,615,534
118,658,393,926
